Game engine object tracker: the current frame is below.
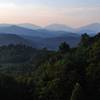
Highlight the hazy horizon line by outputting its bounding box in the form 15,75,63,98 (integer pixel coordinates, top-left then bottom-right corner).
0,22,99,28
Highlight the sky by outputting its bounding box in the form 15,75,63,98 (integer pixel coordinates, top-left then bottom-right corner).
0,0,100,27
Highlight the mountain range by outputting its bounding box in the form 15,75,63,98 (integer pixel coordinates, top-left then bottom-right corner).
17,23,100,35
0,34,33,47
0,23,100,34
45,24,74,32
76,23,100,35
18,23,42,30
45,23,100,35
0,22,99,50
0,22,100,34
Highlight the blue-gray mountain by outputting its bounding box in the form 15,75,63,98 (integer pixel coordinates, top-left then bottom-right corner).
0,25,77,38
45,24,74,32
0,34,34,47
0,22,99,50
18,23,42,30
45,23,100,35
0,24,81,49
76,23,100,35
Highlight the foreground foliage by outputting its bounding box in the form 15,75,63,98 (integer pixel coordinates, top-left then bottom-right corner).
0,33,100,100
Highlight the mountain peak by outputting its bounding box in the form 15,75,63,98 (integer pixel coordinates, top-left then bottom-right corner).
76,22,100,35
45,24,74,32
18,23,42,30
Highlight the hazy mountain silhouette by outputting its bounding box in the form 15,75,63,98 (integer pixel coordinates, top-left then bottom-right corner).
18,23,42,30
76,23,100,35
22,34,80,50
45,24,74,32
0,24,13,27
0,22,99,49
0,23,99,35
36,35,80,50
0,34,34,47
0,25,78,38
45,23,100,35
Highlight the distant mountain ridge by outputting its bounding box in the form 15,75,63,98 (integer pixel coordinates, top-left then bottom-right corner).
0,24,80,49
45,24,74,32
0,34,33,47
0,22,99,50
76,23,100,35
0,24,78,38
0,23,99,34
45,23,100,35
18,23,42,30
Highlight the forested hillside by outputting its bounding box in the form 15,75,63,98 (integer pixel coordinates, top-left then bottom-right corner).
0,33,100,100
0,44,50,75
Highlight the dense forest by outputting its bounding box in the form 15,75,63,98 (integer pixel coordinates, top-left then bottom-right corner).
0,33,100,100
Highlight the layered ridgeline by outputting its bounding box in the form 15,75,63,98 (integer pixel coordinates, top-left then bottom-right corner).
0,25,80,50
45,23,100,35
0,34,33,46
0,23,99,50
0,33,100,100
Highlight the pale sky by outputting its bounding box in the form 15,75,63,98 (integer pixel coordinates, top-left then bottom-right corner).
0,0,100,27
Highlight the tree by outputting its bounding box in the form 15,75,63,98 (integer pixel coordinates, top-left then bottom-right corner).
79,33,90,47
59,42,70,53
